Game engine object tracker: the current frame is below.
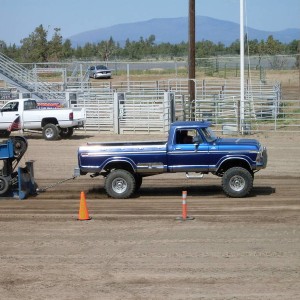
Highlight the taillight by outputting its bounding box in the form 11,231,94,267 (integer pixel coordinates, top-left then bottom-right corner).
69,112,74,120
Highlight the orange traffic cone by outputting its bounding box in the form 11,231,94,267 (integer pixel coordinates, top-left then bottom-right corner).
176,190,195,221
78,191,91,220
182,190,188,220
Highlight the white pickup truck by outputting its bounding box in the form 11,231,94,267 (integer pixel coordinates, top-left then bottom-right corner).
0,98,86,140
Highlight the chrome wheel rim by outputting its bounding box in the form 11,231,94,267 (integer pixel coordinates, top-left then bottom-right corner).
229,175,245,192
45,128,54,138
112,178,127,194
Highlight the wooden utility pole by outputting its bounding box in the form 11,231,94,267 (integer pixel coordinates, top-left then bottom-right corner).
188,0,196,120
298,40,300,98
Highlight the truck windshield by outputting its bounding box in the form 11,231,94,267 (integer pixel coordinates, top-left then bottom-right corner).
201,127,217,142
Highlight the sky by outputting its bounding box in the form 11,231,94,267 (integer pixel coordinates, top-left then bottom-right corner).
1,0,300,45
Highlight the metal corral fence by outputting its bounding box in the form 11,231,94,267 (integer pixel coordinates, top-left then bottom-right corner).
1,55,299,134
6,54,298,89
1,77,300,134
65,78,299,134
74,90,172,134
196,54,299,80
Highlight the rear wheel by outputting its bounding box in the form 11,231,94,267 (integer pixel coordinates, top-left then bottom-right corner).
42,124,59,140
105,169,136,199
222,167,253,198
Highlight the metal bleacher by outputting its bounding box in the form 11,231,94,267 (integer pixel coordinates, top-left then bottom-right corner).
0,51,65,101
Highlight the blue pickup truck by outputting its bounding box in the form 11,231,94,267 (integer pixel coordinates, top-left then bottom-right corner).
77,121,267,198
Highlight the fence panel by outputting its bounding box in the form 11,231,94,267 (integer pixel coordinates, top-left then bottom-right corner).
76,90,114,132
118,92,168,134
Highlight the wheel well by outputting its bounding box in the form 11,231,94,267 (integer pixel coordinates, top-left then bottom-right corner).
217,159,252,176
104,161,135,174
42,118,58,127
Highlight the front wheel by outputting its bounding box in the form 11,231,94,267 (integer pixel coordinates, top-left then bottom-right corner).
222,167,253,198
105,169,136,199
134,174,143,192
42,124,59,140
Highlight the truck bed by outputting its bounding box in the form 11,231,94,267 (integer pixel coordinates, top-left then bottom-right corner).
78,140,168,174
86,140,167,147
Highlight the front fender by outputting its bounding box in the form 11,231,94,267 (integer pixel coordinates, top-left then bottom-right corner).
214,155,255,173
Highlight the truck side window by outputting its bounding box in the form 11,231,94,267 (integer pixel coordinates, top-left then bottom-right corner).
24,100,37,110
12,102,18,111
176,129,198,144
24,102,29,110
1,102,18,112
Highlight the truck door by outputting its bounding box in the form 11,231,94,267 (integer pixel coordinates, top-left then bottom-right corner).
0,101,20,129
167,128,210,172
22,99,40,129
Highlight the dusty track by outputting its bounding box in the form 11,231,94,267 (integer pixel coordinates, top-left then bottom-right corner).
0,176,298,219
0,131,299,299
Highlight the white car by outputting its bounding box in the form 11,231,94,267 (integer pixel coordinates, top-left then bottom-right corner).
88,65,112,79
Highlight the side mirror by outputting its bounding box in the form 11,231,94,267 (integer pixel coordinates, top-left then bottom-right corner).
193,136,202,145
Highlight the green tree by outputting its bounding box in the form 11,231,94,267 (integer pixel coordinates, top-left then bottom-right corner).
124,39,142,60
265,35,284,55
20,24,48,62
196,40,216,57
0,40,7,53
7,44,20,61
97,37,116,61
47,28,63,61
74,46,83,59
228,39,240,55
248,39,259,55
81,43,96,58
62,39,74,59
287,39,299,54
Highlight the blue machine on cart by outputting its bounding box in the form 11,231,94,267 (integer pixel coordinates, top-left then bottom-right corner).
0,136,37,199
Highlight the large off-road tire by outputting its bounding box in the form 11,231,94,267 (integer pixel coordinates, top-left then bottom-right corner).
105,169,136,199
59,127,74,139
134,174,143,192
222,167,253,198
12,136,28,158
42,124,59,141
0,176,9,196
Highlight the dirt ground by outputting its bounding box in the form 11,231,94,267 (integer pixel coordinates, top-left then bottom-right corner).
0,130,299,300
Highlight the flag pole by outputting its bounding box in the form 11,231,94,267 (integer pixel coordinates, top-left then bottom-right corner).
240,0,245,134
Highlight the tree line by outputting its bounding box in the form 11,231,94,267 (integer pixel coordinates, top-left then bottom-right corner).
0,24,299,63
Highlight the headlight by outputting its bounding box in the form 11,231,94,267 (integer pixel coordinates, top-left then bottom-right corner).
256,146,267,167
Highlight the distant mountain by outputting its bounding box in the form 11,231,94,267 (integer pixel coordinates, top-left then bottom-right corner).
69,16,300,46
